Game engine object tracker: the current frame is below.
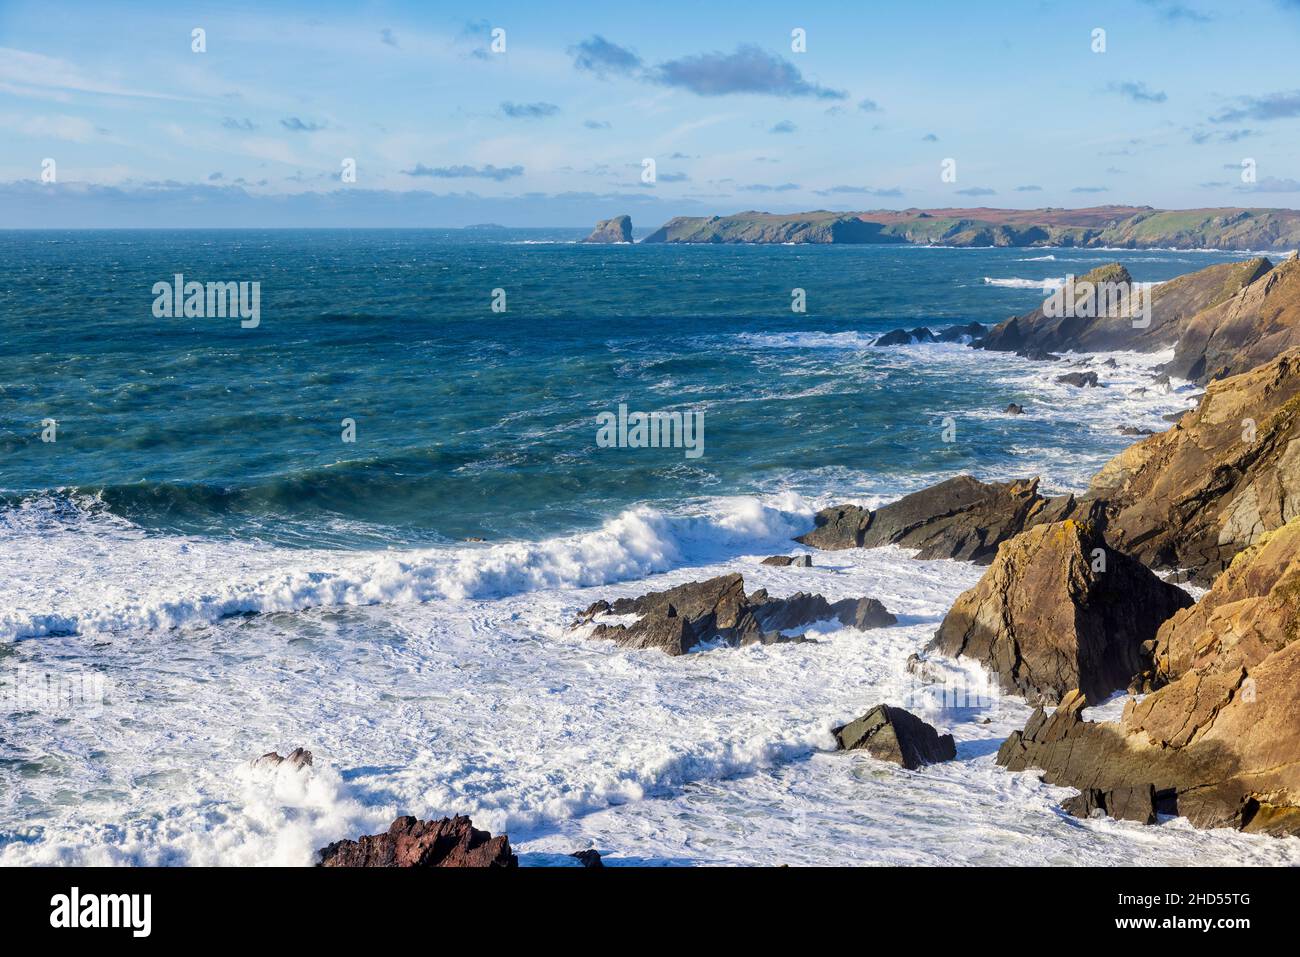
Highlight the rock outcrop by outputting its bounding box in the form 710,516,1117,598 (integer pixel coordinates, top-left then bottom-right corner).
582,214,633,244
1166,257,1300,384
1056,371,1099,388
318,815,517,867
760,554,812,567
575,573,896,654
874,322,985,346
832,704,956,770
929,520,1193,704
980,259,1271,356
997,517,1300,835
1087,347,1300,582
253,747,313,770
796,475,1102,564
1061,785,1158,825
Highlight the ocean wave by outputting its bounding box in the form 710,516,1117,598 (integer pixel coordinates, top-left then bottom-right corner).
0,493,814,642
982,276,1065,289
734,331,878,350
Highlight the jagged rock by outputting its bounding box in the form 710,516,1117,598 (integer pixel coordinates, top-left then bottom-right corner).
1016,347,1061,362
1167,258,1300,383
571,849,603,868
998,517,1300,835
253,747,313,770
980,259,1271,355
1056,371,1099,388
1061,785,1158,825
582,214,633,244
928,520,1193,704
578,573,894,654
1117,425,1154,436
832,704,956,770
1087,347,1300,582
318,815,517,867
761,554,813,567
875,327,936,346
795,475,1102,564
1005,403,1024,415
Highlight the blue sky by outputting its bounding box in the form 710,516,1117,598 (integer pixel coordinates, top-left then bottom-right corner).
2,0,1300,226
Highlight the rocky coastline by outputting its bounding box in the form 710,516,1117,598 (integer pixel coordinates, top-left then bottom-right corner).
314,250,1300,864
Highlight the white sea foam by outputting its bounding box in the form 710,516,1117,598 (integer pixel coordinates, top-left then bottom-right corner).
983,276,1066,289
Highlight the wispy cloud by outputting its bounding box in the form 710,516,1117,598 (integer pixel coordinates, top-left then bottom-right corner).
1014,185,1043,192
956,187,996,196
652,45,846,99
1241,176,1300,192
569,35,643,77
501,101,559,118
1212,90,1300,123
814,185,903,197
1109,81,1167,103
222,117,257,131
857,98,881,113
584,119,611,130
281,117,325,132
769,120,796,134
1071,186,1109,193
739,182,800,192
379,28,399,49
402,163,524,181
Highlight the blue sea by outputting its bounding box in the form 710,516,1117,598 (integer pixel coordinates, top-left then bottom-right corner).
4,231,1298,865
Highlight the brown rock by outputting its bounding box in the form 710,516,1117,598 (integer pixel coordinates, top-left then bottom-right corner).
832,704,956,770
1088,347,1300,582
253,747,313,770
760,554,813,567
582,214,633,244
929,520,1193,704
797,475,1103,565
318,815,517,867
997,516,1300,835
1061,785,1158,825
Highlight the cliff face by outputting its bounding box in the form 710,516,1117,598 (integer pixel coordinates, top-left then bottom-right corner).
1087,347,1300,582
582,214,633,243
638,206,1300,250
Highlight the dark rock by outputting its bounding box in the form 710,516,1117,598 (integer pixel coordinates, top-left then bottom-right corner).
579,573,894,653
1061,785,1157,825
1117,426,1154,436
1005,403,1024,415
832,704,956,770
875,327,936,346
796,475,1104,565
935,321,987,343
1152,373,1171,388
1016,347,1061,362
760,554,813,567
571,849,603,868
1101,358,1119,368
1056,371,1100,388
928,519,1193,705
318,815,517,868
582,214,633,244
253,747,313,770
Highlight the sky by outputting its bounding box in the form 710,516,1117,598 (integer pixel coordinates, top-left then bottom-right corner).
2,0,1300,227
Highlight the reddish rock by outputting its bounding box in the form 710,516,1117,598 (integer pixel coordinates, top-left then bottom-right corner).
317,815,517,868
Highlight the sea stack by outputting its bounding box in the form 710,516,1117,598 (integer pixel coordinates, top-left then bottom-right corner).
583,214,633,243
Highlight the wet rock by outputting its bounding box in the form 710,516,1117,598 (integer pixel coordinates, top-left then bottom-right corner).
582,214,633,244
1015,347,1061,361
760,554,813,567
578,573,894,654
1061,785,1157,825
571,849,603,868
1117,426,1154,436
935,321,987,343
832,704,956,770
875,326,936,346
318,815,517,868
928,520,1193,705
1005,403,1024,415
1056,371,1100,388
796,475,1103,565
253,747,313,771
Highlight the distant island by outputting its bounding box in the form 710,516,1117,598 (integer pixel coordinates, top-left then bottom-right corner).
584,207,1300,250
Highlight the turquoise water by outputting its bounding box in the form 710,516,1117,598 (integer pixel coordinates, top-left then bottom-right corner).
0,230,1251,546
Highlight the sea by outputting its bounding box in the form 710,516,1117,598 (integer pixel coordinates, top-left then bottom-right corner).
3,228,1298,865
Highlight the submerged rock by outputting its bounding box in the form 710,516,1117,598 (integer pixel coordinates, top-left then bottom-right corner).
795,475,1102,564
577,573,895,654
1056,371,1099,388
253,747,313,770
571,849,604,868
928,520,1193,704
1061,785,1158,825
318,815,517,867
832,704,956,770
1005,403,1024,415
582,214,633,244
